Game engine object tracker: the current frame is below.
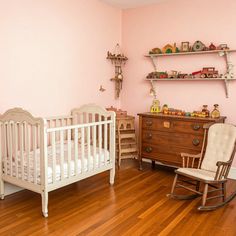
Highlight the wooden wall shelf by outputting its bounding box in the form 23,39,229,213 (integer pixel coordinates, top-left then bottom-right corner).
145,49,236,98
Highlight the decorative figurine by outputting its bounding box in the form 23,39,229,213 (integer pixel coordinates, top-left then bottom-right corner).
162,43,179,54
169,70,178,78
211,104,220,118
162,104,169,114
202,105,210,117
149,47,162,54
200,67,219,78
192,40,206,51
107,44,128,99
181,42,190,52
150,99,161,113
146,71,168,79
209,43,216,50
217,44,229,50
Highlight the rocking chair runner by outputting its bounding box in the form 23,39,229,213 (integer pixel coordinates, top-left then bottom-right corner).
168,123,236,211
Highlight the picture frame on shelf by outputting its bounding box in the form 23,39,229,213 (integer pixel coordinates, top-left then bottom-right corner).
181,42,190,52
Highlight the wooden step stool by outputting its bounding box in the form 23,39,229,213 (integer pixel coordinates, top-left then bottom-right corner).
116,116,138,167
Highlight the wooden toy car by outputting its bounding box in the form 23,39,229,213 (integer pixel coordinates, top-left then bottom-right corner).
200,67,219,78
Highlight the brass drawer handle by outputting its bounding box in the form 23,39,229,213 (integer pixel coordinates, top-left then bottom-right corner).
145,147,153,153
192,138,200,146
146,133,152,139
192,124,200,131
145,121,153,126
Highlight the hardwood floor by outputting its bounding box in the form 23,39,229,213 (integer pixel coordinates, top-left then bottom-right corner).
1,160,236,236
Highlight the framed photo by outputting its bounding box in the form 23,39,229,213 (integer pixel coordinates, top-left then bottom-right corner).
181,42,190,52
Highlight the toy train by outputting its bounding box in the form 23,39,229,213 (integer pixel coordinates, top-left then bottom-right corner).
146,67,220,79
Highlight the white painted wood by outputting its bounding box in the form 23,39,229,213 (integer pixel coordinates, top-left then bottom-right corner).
0,105,116,217
60,130,64,180
67,129,71,178
87,126,91,170
98,115,102,168
74,128,79,175
52,131,56,183
0,123,4,199
8,123,13,177
92,114,96,170
104,117,108,166
33,126,37,184
20,123,24,180
81,127,85,173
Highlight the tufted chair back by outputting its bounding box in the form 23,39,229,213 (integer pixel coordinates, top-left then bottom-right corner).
201,123,236,172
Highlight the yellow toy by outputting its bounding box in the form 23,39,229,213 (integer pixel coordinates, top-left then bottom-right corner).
151,99,161,113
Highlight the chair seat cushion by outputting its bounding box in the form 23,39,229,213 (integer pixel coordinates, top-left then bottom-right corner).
176,168,216,181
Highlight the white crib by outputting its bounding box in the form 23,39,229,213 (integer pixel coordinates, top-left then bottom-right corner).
0,104,116,217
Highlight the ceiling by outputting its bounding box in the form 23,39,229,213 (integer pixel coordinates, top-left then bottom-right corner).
100,0,167,9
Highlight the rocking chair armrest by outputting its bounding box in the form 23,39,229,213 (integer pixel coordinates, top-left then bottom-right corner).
180,153,202,168
215,160,233,181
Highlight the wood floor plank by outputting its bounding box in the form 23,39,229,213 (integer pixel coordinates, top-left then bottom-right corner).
0,160,236,236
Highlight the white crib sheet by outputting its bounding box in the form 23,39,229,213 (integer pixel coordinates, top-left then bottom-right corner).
4,141,110,184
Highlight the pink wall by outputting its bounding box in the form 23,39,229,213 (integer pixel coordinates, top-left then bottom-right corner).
0,0,122,117
122,0,236,165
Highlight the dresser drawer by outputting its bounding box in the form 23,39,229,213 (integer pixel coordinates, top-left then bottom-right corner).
142,117,209,135
142,143,200,166
142,130,203,150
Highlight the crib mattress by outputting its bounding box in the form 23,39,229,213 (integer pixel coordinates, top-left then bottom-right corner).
4,141,110,184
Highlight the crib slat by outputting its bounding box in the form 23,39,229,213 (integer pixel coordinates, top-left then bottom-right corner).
8,123,13,177
60,130,64,180
87,126,91,171
81,127,85,173
0,124,2,177
32,126,37,184
92,114,96,170
74,128,79,175
25,123,30,182
19,123,24,180
37,125,40,149
3,123,8,175
109,122,112,164
104,117,108,166
14,123,18,178
67,129,71,178
98,115,102,168
52,131,56,183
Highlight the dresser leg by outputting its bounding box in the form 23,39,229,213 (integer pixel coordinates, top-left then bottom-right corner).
152,160,155,169
139,158,143,171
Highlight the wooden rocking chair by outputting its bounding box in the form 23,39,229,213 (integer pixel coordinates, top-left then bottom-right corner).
168,123,236,211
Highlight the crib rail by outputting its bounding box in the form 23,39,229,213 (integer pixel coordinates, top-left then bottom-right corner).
45,119,113,184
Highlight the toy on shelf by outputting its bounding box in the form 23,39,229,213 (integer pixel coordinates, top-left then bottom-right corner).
211,104,220,118
217,44,229,50
146,71,168,79
149,47,162,54
209,43,217,50
192,40,206,51
162,43,179,54
107,44,128,99
200,67,219,78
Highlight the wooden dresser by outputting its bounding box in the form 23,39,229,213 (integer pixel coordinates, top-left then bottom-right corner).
138,113,226,169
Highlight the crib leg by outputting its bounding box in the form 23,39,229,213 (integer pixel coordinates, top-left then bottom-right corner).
0,179,4,200
109,167,115,185
41,191,48,217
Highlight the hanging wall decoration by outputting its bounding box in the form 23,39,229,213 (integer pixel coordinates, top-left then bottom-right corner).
107,44,128,99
